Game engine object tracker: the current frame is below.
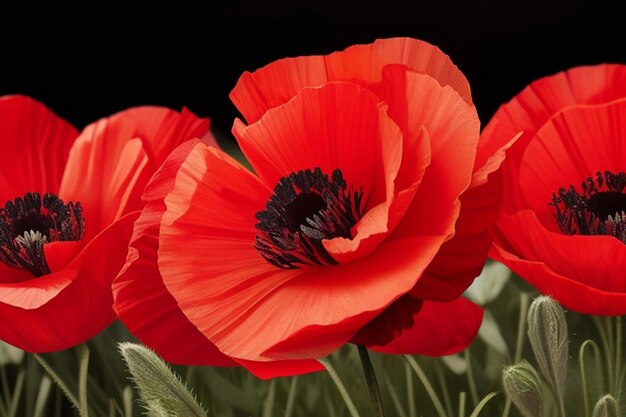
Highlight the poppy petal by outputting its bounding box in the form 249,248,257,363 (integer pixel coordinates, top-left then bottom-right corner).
323,126,430,264
0,95,78,202
113,140,236,366
159,144,444,361
388,69,480,240
364,298,483,356
234,359,324,380
491,210,626,315
480,64,626,174
413,169,504,301
59,107,209,237
491,244,626,316
0,211,138,352
256,235,444,361
232,82,399,209
114,140,321,378
518,98,626,228
230,37,472,124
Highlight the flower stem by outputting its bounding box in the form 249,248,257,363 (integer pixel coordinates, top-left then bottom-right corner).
33,354,80,411
404,355,447,417
318,358,361,417
405,362,417,417
613,316,622,401
579,339,602,417
464,350,479,407
284,376,299,417
77,344,90,417
357,345,386,417
594,316,614,393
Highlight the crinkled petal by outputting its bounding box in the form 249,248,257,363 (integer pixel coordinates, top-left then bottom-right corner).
519,98,626,228
413,169,503,301
387,69,480,241
480,64,626,174
114,140,320,378
363,298,483,356
230,37,472,124
233,82,398,208
159,145,443,361
491,210,626,315
59,107,209,238
0,212,138,352
0,95,77,202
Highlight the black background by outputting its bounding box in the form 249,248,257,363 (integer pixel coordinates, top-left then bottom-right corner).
1,0,625,144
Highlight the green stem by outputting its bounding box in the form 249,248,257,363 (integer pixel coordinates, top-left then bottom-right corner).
434,361,453,417
0,366,11,409
405,362,416,417
33,354,80,410
383,373,408,417
514,292,530,364
261,378,276,417
284,376,299,417
7,370,24,417
615,316,622,398
357,346,386,417
503,292,530,417
579,339,602,417
469,392,499,417
458,392,466,417
464,350,479,407
404,355,447,417
77,344,90,417
318,358,361,417
594,316,614,393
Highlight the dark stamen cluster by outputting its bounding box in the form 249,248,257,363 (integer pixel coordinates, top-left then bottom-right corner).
550,171,626,243
0,192,85,277
255,168,363,269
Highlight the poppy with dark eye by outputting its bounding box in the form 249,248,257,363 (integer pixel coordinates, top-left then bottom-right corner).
485,64,626,315
0,95,211,352
113,38,517,370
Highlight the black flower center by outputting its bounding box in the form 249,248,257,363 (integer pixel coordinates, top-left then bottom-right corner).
255,168,364,269
0,192,85,277
550,171,626,243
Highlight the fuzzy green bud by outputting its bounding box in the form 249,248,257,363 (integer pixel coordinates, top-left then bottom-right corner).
502,360,544,417
592,395,618,417
527,296,568,404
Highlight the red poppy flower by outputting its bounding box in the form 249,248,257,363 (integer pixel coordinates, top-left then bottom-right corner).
485,64,626,315
0,95,210,352
114,38,508,366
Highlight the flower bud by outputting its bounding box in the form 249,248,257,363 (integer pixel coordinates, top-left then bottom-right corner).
502,360,544,417
527,296,568,400
119,343,208,417
592,395,618,417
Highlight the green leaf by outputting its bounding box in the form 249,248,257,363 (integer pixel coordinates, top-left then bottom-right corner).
119,343,208,417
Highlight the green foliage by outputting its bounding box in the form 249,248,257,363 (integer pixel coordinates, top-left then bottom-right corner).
0,265,625,417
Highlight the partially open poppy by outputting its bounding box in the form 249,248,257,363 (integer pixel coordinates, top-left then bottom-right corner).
0,95,210,351
485,64,626,315
114,38,513,365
